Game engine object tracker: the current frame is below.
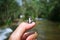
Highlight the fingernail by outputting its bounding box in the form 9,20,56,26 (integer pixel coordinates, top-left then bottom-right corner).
28,31,35,35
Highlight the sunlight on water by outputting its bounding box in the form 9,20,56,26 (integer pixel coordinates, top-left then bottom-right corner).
0,28,13,40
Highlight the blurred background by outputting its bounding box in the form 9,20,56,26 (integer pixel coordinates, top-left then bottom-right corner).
0,0,60,40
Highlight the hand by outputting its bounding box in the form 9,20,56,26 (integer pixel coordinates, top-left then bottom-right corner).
9,22,38,40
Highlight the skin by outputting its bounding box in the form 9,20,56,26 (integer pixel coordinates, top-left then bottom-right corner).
9,22,38,40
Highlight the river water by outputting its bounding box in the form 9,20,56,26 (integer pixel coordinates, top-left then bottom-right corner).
32,20,60,40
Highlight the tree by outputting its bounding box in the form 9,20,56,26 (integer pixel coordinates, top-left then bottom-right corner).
0,0,21,25
14,0,60,22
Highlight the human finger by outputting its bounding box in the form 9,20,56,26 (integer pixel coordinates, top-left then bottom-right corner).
26,32,38,40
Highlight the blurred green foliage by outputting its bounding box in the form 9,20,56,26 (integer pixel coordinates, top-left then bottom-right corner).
0,0,20,25
0,0,60,25
22,0,60,22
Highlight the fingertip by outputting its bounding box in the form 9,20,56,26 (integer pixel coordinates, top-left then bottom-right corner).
25,22,36,30
26,32,38,40
31,22,36,25
28,22,36,26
